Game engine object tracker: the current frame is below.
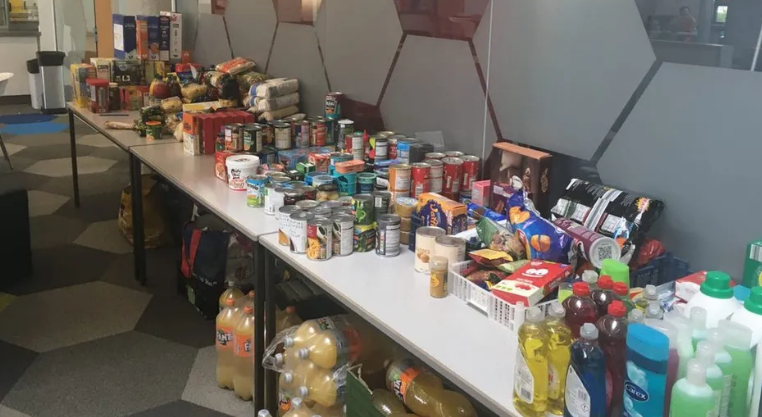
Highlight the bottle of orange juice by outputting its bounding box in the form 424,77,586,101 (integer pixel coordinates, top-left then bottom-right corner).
298,368,346,408
283,397,313,417
233,305,255,400
298,316,361,369
219,281,244,312
216,298,238,389
277,306,302,334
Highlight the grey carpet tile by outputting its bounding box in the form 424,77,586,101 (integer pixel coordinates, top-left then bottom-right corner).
182,346,256,417
127,400,234,417
27,190,70,217
0,331,197,417
2,244,116,296
89,144,130,161
73,219,133,254
54,190,123,223
0,104,36,114
0,341,37,403
30,214,89,249
12,143,97,161
100,247,181,297
39,168,130,197
25,156,118,178
135,294,215,349
0,405,31,417
4,132,71,147
0,169,50,191
0,281,151,352
0,155,36,173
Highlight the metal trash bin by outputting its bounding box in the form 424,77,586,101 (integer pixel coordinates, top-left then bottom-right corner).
27,58,43,110
36,51,66,114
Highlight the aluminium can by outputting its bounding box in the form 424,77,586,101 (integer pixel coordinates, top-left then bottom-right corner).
332,214,355,257
307,218,333,261
324,92,344,120
375,137,389,162
242,124,264,153
411,162,431,198
388,164,412,192
277,205,301,246
376,214,401,257
434,235,466,266
351,132,364,161
445,151,464,158
414,226,446,273
310,117,327,147
289,211,314,254
308,207,333,218
425,152,445,160
424,159,444,193
274,122,292,150
320,200,343,210
245,175,269,208
264,184,285,215
460,155,480,192
295,200,320,211
298,120,311,148
352,193,374,225
441,157,464,200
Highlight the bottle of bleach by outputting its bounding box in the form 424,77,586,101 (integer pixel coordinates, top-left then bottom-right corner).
684,271,740,328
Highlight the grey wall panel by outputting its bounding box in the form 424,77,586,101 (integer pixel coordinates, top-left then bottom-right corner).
480,0,655,160
597,63,762,279
380,36,495,159
193,13,233,67
316,0,402,104
175,0,199,53
225,0,277,70
472,0,491,73
267,23,330,117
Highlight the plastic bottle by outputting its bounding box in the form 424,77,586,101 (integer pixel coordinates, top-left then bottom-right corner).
278,372,297,416
663,311,696,381
645,318,679,416
718,320,753,417
216,297,238,389
613,282,635,313
730,286,762,347
386,358,444,416
684,271,741,328
311,403,344,417
564,323,606,417
596,301,628,417
372,389,408,415
645,301,663,320
298,316,361,369
544,303,573,415
299,367,346,408
274,348,303,372
670,359,717,417
627,309,645,324
706,329,733,417
635,284,658,312
600,258,630,287
219,280,244,311
691,307,709,350
582,270,599,291
276,306,302,334
292,356,322,387
562,282,599,339
622,324,670,417
695,341,724,417
283,397,313,417
749,341,762,417
514,307,549,417
233,305,255,400
258,410,273,417
435,390,477,417
284,319,324,350
591,275,616,317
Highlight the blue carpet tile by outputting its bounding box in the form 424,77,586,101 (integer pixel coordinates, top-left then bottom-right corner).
0,114,56,125
0,121,68,135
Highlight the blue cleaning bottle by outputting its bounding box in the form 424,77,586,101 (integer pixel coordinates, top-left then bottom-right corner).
564,323,607,417
623,323,670,417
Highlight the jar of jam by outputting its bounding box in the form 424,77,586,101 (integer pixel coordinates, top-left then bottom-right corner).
316,184,339,202
301,186,317,200
283,189,305,205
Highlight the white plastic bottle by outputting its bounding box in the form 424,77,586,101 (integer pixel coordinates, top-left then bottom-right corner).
706,329,733,417
690,307,708,350
696,341,724,417
730,286,762,347
684,271,741,328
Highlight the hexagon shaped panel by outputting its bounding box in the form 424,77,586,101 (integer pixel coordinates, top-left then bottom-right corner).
395,0,490,41
274,0,324,24
341,98,386,133
475,0,655,160
193,13,233,67
226,0,278,69
381,35,496,159
316,0,403,104
24,156,117,177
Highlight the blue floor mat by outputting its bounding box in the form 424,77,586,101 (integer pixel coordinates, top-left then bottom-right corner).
0,121,68,135
0,114,56,125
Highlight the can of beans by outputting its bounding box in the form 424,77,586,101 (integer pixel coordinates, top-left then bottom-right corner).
308,206,333,218
324,92,344,120
332,214,355,256
289,211,314,254
307,218,333,261
396,139,418,164
375,137,389,162
388,164,412,193
372,190,391,217
264,184,285,215
376,214,401,257
246,175,269,208
460,155,480,192
352,193,374,225
441,157,464,200
301,185,317,201
445,151,464,158
310,117,327,146
243,124,264,153
225,123,244,152
277,205,301,246
295,200,319,211
424,159,444,193
354,224,376,252
411,162,431,198
274,122,292,150
351,133,364,161
425,152,445,160
337,119,354,151
388,135,402,160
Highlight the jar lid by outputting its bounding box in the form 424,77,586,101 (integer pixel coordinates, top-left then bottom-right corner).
226,154,260,168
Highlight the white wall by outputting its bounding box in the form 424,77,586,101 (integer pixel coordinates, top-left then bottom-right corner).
0,37,39,95
112,0,171,15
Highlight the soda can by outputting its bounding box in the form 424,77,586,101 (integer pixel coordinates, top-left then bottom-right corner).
352,193,375,225
376,214,401,257
324,92,344,120
307,218,333,261
289,211,314,254
460,155,480,192
388,164,412,192
277,205,301,246
441,157,464,200
242,124,263,153
332,214,355,256
245,175,269,208
411,162,431,198
310,117,327,146
445,151,464,158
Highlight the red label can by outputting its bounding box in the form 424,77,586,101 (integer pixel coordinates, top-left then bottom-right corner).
441,157,464,200
460,155,480,192
410,162,431,198
310,117,327,146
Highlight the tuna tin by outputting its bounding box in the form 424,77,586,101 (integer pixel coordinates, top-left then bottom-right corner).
332,214,355,257
277,205,301,246
245,175,269,207
376,214,401,257
352,193,375,225
306,218,333,261
289,211,314,254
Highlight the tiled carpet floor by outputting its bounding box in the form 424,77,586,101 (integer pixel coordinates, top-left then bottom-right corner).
0,107,254,417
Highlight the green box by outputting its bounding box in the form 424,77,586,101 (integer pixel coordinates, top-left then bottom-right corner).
743,238,762,288
346,369,384,417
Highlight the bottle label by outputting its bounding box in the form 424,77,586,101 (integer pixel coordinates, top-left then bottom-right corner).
708,388,721,417
278,392,291,413
216,325,234,350
233,331,252,358
565,366,591,417
387,359,421,403
720,374,731,417
514,349,534,404
548,365,560,399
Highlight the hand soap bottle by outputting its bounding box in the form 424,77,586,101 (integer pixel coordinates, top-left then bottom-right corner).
718,320,753,417
695,341,724,417
669,359,717,417
706,329,733,417
623,324,669,417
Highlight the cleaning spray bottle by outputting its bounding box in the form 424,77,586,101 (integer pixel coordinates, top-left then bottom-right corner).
718,320,753,417
706,328,733,417
696,341,724,417
670,359,718,417
544,302,573,415
564,323,606,417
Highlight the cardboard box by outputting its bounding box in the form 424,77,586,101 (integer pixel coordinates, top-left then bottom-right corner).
89,58,113,81
416,193,468,235
113,14,137,60
675,271,708,302
70,64,96,109
120,86,144,111
136,16,149,60
147,16,161,60
183,112,204,155
743,239,762,288
160,11,182,61
471,180,491,207
111,60,143,85
159,15,171,61
491,260,572,306
197,114,216,155
490,142,552,216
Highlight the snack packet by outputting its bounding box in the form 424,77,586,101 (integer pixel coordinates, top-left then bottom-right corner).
475,218,525,261
507,191,572,264
469,248,514,268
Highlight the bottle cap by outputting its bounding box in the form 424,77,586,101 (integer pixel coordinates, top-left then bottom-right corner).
612,282,629,297
283,336,295,348
580,323,599,340
695,341,716,366
598,275,614,290
258,410,273,417
549,302,566,319
700,271,733,299
298,348,309,360
274,353,284,367
645,302,663,319
601,258,630,286
286,306,296,314
582,270,598,285
291,397,303,408
298,386,309,398
282,372,293,384
526,307,544,323
244,305,254,314
719,319,753,350
690,307,708,330
628,309,644,323
225,297,235,307
686,359,707,386
644,285,658,300
572,282,591,297
607,300,626,317
744,286,762,315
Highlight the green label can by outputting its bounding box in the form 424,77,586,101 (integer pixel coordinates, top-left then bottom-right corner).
352,194,374,225
246,175,269,208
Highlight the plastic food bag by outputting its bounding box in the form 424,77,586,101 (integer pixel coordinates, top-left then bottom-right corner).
251,78,299,98
507,190,572,263
236,71,268,91
252,92,300,112
181,83,208,102
160,97,183,114
256,106,299,122
215,57,256,76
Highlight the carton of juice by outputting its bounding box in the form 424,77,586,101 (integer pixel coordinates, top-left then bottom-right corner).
416,193,467,235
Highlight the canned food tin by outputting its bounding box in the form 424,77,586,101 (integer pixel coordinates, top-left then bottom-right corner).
460,155,480,192
389,189,410,205
325,119,336,146
310,117,327,146
411,162,431,198
277,205,301,246
376,214,401,257
289,211,314,254
394,196,418,217
332,214,355,256
337,119,354,151
388,135,403,160
290,119,305,149
309,206,333,218
307,218,333,261
352,194,374,225
312,174,334,188
425,152,446,160
285,181,304,189
441,157,464,199
258,146,278,165
246,175,269,207
375,137,389,162
274,122,292,150
388,164,412,192
445,151,464,158
414,227,446,273
283,189,305,206
357,173,377,194
271,176,290,185
378,131,395,138
333,206,354,216
264,184,285,215
262,123,274,146
424,159,444,193
298,120,310,148
243,124,264,153
351,133,364,161
317,184,339,202
354,224,376,253
372,190,391,217
321,200,343,210
396,139,418,164
338,196,354,206
434,235,466,266
225,124,244,152
301,185,317,200
324,92,344,120
296,200,320,211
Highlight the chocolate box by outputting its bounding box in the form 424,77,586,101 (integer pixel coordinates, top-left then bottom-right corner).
490,142,552,216
491,260,572,306
415,193,467,235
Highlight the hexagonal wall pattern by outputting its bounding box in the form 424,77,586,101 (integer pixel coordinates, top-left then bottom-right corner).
341,98,386,133
475,0,655,160
598,63,762,279
316,0,403,104
268,23,330,116
395,0,490,41
381,35,496,159
225,0,278,69
193,13,233,67
24,156,117,177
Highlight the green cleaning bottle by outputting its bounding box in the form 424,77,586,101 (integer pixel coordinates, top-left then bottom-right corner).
670,359,717,417
717,320,753,417
695,341,724,417
706,329,733,417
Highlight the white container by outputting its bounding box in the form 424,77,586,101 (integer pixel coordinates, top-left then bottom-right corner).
226,155,260,191
414,226,445,273
684,271,740,328
730,286,762,347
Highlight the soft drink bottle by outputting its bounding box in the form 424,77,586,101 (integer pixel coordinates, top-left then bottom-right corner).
435,390,477,417
514,307,549,417
299,367,346,408
311,402,345,417
216,297,238,389
283,397,313,417
562,282,599,339
544,303,573,415
612,282,635,313
278,372,297,416
219,280,244,311
276,306,302,334
299,316,361,369
596,300,628,417
233,305,255,400
565,323,606,417
274,348,302,372
284,319,324,350
372,389,408,415
591,275,615,317
386,358,444,417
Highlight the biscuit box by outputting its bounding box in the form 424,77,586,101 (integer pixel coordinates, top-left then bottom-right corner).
489,142,552,217
113,14,137,60
416,193,467,235
491,260,572,306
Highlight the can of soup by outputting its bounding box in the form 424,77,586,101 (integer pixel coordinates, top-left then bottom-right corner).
425,152,445,160
310,117,327,146
411,162,431,198
277,205,301,246
307,218,333,261
246,175,269,207
289,211,314,254
264,184,285,215
274,122,292,150
388,164,411,193
352,193,374,225
332,214,355,257
460,155,480,192
441,157,464,200
376,214,401,257
243,124,264,153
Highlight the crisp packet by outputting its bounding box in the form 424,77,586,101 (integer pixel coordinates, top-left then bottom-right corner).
506,191,572,263
475,218,525,261
469,248,514,267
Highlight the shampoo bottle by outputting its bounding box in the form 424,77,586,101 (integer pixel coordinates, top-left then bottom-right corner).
564,323,606,417
696,341,724,417
670,359,718,417
622,324,669,417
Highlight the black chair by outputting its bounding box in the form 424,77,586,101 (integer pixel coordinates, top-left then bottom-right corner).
0,187,32,287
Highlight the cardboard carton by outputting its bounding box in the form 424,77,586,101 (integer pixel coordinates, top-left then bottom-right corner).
490,142,552,216
70,64,96,109
159,15,171,61
416,193,468,235
89,58,113,81
136,16,149,60
113,14,137,60
147,16,161,60
491,260,572,306
160,11,182,61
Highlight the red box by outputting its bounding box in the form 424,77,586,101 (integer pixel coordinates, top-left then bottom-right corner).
183,112,203,155
195,114,215,155
215,151,234,181
308,153,331,173
491,260,572,306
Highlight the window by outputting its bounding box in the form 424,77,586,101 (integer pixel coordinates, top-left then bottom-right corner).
715,5,728,24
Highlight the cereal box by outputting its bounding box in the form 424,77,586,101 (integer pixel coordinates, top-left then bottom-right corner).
160,11,182,61
491,260,572,306
159,15,171,61
415,193,467,235
113,14,137,60
89,58,112,81
69,64,95,109
136,16,149,60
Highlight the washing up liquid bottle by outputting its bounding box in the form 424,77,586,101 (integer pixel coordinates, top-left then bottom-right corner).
563,282,599,339
627,309,644,324
645,318,679,416
623,324,669,417
635,285,658,312
691,307,709,350
645,302,663,320
685,271,741,328
591,275,616,317
705,329,733,417
670,359,717,417
730,286,762,347
718,320,753,417
696,341,725,417
564,323,606,417
613,282,635,314
597,301,628,417
544,302,573,415
514,307,549,417
664,311,696,381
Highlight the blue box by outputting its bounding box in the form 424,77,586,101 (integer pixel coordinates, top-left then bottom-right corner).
147,16,161,60
159,15,171,61
113,14,137,60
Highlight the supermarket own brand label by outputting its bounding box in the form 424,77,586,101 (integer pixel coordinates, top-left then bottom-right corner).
514,349,534,404
565,366,591,417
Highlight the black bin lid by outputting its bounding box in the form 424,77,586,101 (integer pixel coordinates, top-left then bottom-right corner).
26,58,39,74
36,51,66,67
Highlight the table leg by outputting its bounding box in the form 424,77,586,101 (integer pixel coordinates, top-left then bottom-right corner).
254,242,266,412
265,248,277,412
68,109,80,208
129,154,147,285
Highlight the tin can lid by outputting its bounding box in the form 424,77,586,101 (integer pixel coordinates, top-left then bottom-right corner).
226,154,260,168
279,205,301,214
442,157,464,165
435,235,465,246
338,119,354,125
377,214,401,225
411,162,431,169
423,159,444,166
416,226,446,238
290,211,314,220
461,155,480,162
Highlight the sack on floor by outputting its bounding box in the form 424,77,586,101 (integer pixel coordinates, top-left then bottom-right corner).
179,215,229,319
118,175,168,249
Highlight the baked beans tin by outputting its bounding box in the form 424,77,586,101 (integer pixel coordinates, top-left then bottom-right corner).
224,123,244,152
264,184,285,215
307,218,333,261
274,122,292,150
243,124,264,153
351,133,364,161
246,175,269,207
460,155,480,192
312,174,334,188
354,224,376,253
425,152,445,160
372,190,391,217
289,211,314,254
295,200,320,211
396,138,418,164
277,205,301,246
442,157,464,199
376,214,401,257
352,194,374,225
301,185,317,200
411,162,431,198
375,137,389,161
310,117,327,146
309,206,333,218
388,164,412,192
337,119,354,151
324,92,344,120
332,214,355,256
445,151,464,158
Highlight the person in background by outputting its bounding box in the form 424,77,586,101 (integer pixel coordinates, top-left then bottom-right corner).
670,6,697,39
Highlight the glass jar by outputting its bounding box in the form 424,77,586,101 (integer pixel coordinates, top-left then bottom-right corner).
316,184,339,202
